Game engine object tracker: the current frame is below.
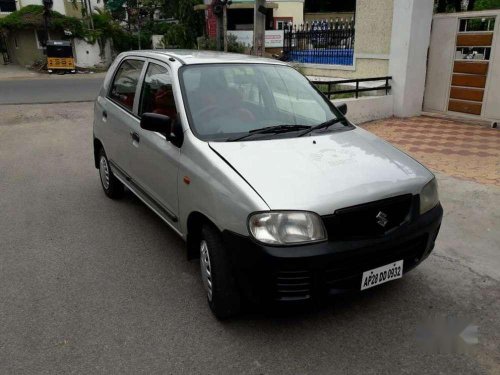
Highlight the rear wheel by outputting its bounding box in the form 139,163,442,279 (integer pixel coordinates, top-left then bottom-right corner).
200,224,241,319
98,148,124,199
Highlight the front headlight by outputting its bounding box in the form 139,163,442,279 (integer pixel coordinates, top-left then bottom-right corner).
248,211,327,245
420,178,439,214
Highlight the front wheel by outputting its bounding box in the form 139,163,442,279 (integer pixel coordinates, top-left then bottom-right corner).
200,224,241,319
98,148,124,199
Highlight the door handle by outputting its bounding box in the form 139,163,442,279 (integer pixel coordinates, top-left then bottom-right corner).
130,131,140,143
102,110,107,118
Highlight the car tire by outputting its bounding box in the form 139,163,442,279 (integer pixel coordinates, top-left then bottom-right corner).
200,224,241,319
98,148,124,199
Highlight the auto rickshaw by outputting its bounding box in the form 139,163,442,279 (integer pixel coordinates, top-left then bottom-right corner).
46,40,75,73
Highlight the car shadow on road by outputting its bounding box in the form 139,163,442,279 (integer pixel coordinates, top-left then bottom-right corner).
243,278,408,321
120,187,426,322
117,186,479,338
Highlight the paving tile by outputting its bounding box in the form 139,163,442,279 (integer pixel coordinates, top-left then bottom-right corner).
361,116,500,186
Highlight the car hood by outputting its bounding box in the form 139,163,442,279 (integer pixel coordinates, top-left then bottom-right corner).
209,128,433,215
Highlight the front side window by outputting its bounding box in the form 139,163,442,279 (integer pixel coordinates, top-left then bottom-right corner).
109,59,144,111
139,63,178,123
180,63,345,141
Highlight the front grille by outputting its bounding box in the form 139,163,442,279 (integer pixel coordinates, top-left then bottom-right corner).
324,235,428,291
272,235,428,300
274,270,312,301
323,194,414,240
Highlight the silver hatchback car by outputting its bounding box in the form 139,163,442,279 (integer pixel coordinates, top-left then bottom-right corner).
93,50,443,318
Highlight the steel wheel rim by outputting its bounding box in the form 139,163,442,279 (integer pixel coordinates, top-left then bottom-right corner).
200,240,213,301
99,155,110,190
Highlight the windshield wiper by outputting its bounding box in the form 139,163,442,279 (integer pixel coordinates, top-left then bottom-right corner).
298,117,347,137
227,125,311,142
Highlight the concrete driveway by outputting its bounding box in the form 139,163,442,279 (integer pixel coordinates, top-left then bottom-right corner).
0,103,499,374
363,116,500,186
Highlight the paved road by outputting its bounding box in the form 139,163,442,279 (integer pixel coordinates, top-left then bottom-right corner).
0,76,104,104
0,103,499,374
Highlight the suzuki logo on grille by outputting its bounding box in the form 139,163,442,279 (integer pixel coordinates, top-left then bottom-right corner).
376,211,389,227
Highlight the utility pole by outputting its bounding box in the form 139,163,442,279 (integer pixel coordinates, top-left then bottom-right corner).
138,18,142,50
80,0,94,30
216,14,222,50
87,0,95,30
122,2,130,32
213,0,231,51
137,0,142,50
223,4,228,52
42,0,53,53
253,0,265,56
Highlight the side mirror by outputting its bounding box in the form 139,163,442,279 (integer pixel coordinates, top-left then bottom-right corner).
140,112,184,148
140,112,171,135
337,103,348,115
169,119,184,148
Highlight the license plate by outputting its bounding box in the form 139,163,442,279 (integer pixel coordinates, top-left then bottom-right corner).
361,260,404,290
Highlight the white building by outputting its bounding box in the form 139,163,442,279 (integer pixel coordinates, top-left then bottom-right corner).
1,0,103,18
0,0,109,68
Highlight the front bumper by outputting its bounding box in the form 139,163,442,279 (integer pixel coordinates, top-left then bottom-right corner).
222,203,443,304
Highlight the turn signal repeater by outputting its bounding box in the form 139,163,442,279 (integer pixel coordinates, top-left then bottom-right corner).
183,176,191,185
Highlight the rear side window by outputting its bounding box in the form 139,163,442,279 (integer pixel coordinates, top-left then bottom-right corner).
139,63,178,122
109,59,144,111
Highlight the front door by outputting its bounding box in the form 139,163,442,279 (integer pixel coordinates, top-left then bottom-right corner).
130,61,181,228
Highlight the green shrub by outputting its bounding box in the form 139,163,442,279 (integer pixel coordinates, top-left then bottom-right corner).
226,34,245,53
198,36,217,50
197,34,245,53
474,0,500,10
0,5,85,39
164,23,192,48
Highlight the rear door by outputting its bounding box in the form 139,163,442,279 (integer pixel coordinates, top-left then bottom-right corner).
128,60,181,228
104,58,146,175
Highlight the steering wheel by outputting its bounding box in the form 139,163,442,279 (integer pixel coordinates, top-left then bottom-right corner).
236,108,256,122
195,105,257,133
195,105,227,122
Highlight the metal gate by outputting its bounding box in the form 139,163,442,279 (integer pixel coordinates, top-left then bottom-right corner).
424,10,500,122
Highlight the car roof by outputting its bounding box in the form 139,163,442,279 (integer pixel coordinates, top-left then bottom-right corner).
120,49,289,66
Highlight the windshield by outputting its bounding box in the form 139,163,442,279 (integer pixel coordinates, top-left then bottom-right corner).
179,63,347,141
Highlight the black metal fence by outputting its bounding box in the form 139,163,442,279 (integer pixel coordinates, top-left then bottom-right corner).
282,19,355,65
311,77,392,99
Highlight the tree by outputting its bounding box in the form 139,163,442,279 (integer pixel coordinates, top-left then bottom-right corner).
474,0,500,10
436,0,464,12
435,0,500,12
467,0,476,10
160,0,204,48
437,0,448,12
106,0,127,13
0,5,86,38
167,0,204,28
